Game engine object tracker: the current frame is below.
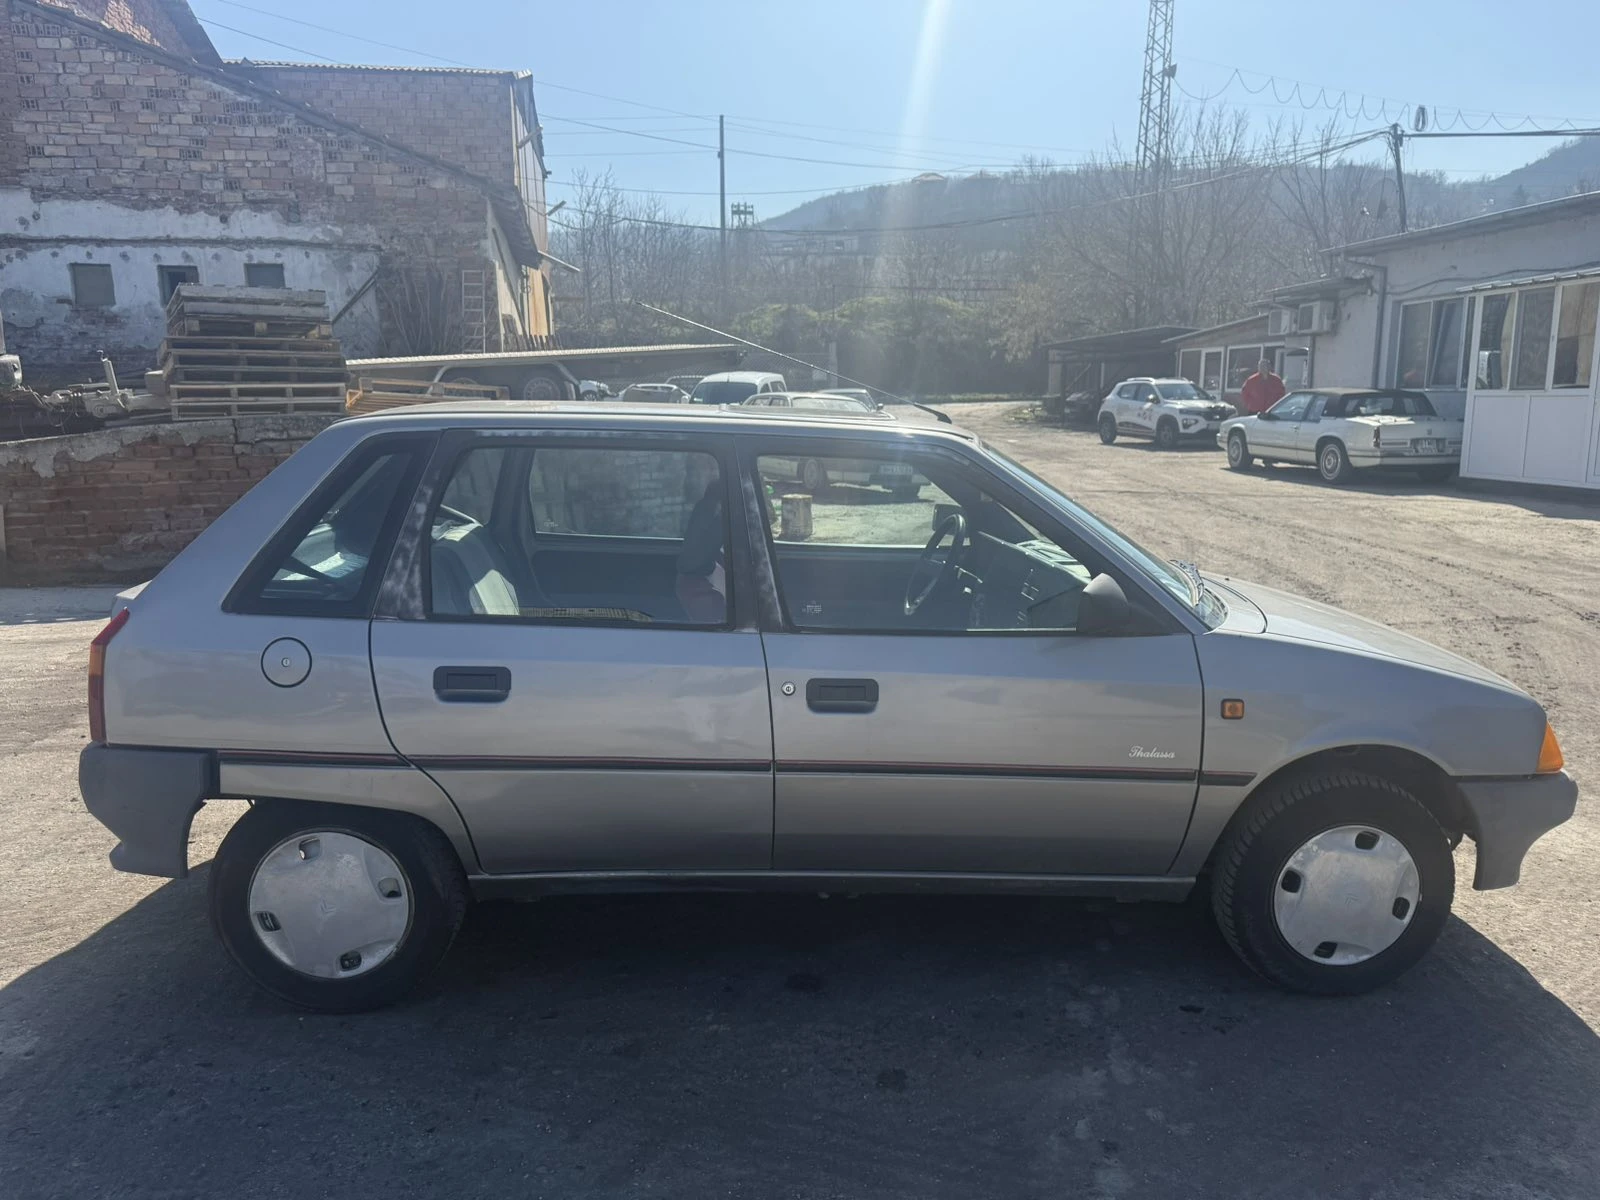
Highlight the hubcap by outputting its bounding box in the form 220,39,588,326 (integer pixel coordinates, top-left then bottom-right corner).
247,831,413,979
1229,436,1243,464
1272,825,1419,966
1322,447,1340,475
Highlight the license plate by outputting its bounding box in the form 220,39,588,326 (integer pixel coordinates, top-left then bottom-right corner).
879,464,912,476
1414,439,1443,454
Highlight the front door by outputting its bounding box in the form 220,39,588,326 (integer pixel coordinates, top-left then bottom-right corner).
1253,391,1311,457
1292,394,1328,461
745,437,1203,877
371,434,773,874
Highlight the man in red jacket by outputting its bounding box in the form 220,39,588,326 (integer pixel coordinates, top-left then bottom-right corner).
1239,358,1286,414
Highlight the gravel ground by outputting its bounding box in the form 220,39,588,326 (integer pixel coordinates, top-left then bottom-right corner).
3,403,1598,1199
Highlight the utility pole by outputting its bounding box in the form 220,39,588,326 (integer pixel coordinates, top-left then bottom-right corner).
718,115,727,313
1388,123,1408,233
1132,0,1176,325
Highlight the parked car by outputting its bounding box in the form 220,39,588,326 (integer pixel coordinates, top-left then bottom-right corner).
80,403,1574,1011
687,371,786,406
821,387,883,409
743,394,922,495
619,382,690,404
577,380,615,401
1219,387,1463,483
664,374,704,395
1097,378,1236,449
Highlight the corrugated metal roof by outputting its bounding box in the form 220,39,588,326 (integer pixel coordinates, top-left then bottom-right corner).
1456,266,1600,293
228,59,515,76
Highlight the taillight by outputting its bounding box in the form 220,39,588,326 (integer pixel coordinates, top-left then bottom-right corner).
88,607,130,744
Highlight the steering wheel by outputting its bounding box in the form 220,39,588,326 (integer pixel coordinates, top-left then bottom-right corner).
904,512,967,617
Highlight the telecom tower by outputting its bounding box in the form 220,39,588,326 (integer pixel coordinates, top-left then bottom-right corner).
1132,0,1176,323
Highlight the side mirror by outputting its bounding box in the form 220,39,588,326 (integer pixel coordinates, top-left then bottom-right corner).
1077,573,1131,636
1257,410,1275,421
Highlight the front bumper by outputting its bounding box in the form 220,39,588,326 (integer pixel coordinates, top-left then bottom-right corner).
80,744,212,878
1458,770,1577,889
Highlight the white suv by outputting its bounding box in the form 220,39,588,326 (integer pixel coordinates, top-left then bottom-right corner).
1097,378,1235,450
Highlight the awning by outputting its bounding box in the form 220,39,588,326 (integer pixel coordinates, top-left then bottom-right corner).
1457,266,1600,293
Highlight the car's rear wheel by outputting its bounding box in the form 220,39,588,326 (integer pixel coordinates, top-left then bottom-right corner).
209,801,469,1012
1210,771,1454,994
521,370,567,401
1098,413,1118,444
1226,430,1253,471
1417,464,1454,484
1154,418,1179,450
1318,439,1353,483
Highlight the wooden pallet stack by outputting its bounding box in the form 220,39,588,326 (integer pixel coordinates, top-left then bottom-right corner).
347,376,510,416
161,286,348,417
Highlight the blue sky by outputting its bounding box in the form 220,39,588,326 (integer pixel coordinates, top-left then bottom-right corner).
193,0,1600,223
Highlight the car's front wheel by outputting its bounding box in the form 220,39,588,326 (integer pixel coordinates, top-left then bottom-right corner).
209,801,469,1012
1098,413,1118,444
1154,418,1179,450
1210,771,1454,994
799,458,827,493
1226,430,1253,471
1318,439,1353,483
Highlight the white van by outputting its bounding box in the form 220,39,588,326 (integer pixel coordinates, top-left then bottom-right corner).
687,371,786,406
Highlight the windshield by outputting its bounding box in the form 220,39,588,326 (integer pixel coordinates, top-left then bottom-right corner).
689,380,759,405
983,443,1223,625
1155,382,1202,401
793,395,869,411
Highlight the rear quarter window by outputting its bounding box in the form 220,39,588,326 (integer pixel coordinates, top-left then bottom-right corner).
226,435,430,617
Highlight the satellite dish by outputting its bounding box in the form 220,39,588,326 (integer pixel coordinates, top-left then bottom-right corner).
1413,105,1429,133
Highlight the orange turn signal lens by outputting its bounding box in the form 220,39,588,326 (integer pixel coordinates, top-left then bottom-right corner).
1221,699,1245,720
1537,723,1565,774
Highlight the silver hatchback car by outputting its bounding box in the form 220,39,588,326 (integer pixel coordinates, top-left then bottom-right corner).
81,404,1576,1010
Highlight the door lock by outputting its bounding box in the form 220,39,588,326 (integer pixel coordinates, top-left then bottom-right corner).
780,681,796,696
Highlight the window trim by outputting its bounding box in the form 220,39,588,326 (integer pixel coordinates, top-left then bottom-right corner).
737,434,1185,639
224,432,433,618
417,432,746,632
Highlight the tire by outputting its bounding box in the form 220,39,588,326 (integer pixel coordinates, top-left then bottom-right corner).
1318,439,1353,483
1098,413,1118,444
1417,464,1454,484
799,458,827,493
209,801,469,1013
1154,419,1179,450
1209,771,1454,995
520,370,565,402
1226,430,1253,471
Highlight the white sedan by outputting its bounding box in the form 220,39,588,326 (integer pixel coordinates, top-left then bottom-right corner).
1219,388,1463,483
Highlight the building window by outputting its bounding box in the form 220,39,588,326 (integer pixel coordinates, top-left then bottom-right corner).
70,263,115,308
1511,287,1555,391
1475,294,1515,390
1398,298,1477,390
1553,281,1599,389
1224,345,1281,393
157,264,199,304
245,262,286,288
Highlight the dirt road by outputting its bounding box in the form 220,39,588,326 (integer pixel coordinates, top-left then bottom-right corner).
2,408,1597,1199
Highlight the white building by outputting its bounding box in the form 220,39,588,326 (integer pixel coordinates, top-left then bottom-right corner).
1267,192,1600,492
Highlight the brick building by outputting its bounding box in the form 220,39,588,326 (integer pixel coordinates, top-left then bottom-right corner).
0,0,555,386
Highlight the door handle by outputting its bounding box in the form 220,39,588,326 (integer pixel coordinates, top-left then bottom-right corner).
433,665,512,702
806,677,878,713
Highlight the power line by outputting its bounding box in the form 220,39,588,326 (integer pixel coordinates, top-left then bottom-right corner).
198,0,473,65
194,17,339,62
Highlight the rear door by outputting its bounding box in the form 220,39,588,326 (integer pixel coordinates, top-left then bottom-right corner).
371,430,773,874
743,435,1204,877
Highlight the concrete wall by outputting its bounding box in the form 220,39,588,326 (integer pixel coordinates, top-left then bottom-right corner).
1308,291,1379,392
0,189,382,382
0,413,334,583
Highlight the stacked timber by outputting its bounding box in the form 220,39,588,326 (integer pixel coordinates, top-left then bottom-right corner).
347,377,510,415
161,286,348,417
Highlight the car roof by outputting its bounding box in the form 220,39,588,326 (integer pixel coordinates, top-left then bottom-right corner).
1116,378,1195,386
1300,387,1428,398
695,370,786,384
338,401,977,442
623,382,679,389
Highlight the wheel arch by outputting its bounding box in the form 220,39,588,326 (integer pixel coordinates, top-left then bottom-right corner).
1188,743,1469,878
1315,434,1347,458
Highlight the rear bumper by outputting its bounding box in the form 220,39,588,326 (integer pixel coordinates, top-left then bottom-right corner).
1458,771,1577,889
80,744,211,878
